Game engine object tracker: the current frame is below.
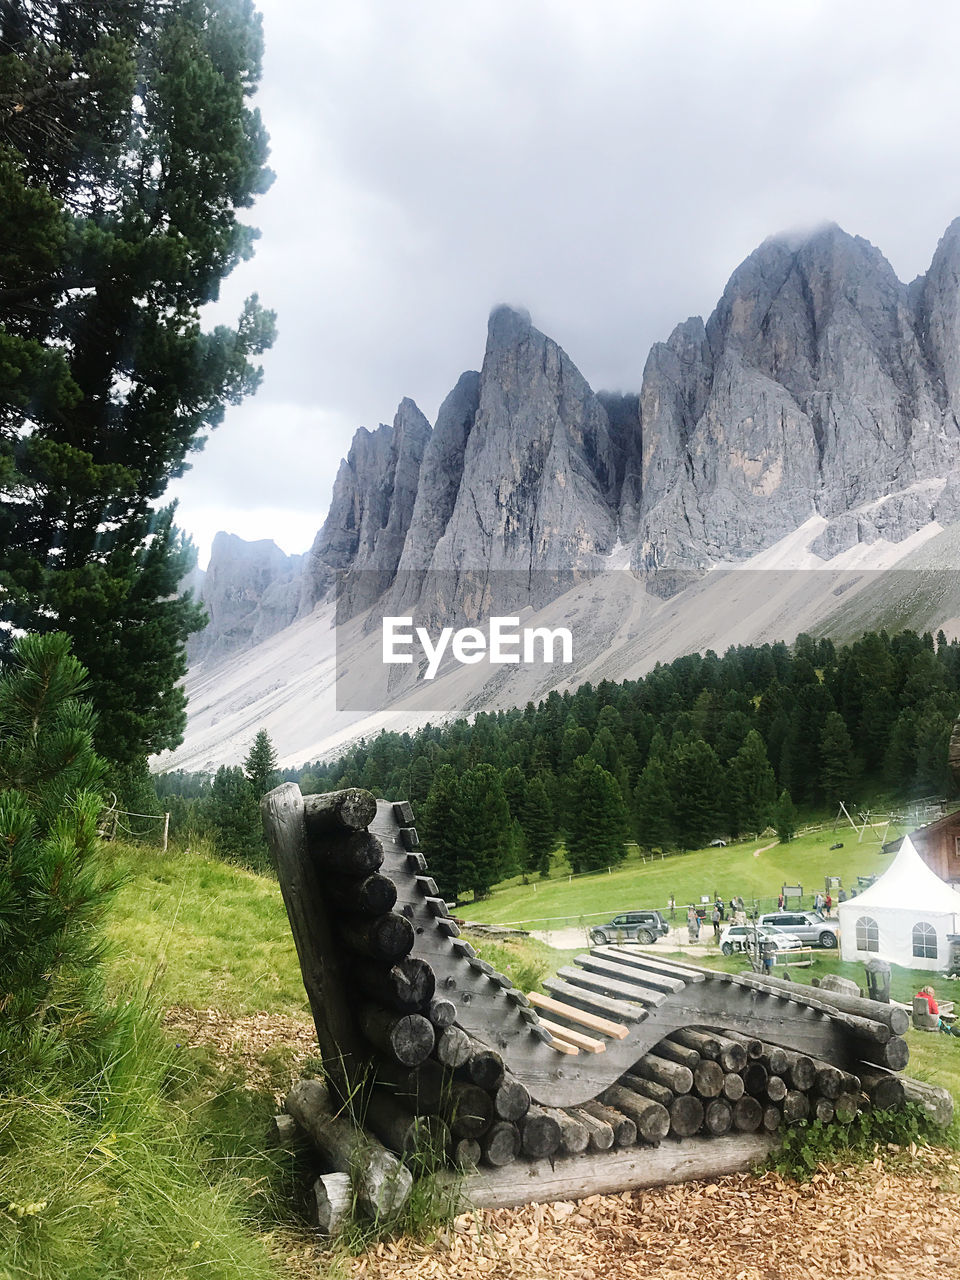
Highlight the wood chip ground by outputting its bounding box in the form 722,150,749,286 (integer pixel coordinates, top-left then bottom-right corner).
268,1150,959,1280
164,1006,959,1278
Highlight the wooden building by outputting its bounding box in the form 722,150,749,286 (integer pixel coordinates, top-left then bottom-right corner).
883,809,960,886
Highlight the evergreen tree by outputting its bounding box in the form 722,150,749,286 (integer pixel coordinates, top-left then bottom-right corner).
519,775,555,878
205,765,264,867
501,764,527,821
727,730,777,836
419,764,465,901
0,0,275,768
774,789,798,844
632,756,674,851
407,755,433,806
669,736,725,849
244,728,278,799
819,711,856,807
0,632,115,1075
564,759,629,873
456,764,513,898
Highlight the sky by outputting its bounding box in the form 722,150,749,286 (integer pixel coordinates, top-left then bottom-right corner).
166,0,960,569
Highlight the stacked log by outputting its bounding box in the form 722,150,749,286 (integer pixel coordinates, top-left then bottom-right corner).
265,785,952,1229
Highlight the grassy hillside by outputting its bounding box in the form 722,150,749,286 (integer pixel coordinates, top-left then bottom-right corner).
106,841,306,1017
462,826,893,929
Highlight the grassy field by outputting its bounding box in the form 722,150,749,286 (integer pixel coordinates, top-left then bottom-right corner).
462,826,893,929
106,840,306,1017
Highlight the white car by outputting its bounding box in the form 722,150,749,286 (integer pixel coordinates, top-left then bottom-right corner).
758,911,839,949
719,924,803,956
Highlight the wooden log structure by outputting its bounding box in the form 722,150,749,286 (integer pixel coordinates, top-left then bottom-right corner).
326,873,398,916
285,1079,412,1220
262,786,944,1222
363,1087,450,1161
358,1005,435,1067
569,1105,615,1151
303,789,378,834
354,956,435,1012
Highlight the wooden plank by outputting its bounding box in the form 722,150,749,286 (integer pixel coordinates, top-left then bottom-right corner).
542,977,648,1021
595,948,700,986
599,947,712,982
555,966,667,1007
536,1018,607,1053
544,1034,580,1056
441,1132,777,1208
575,953,687,994
527,992,629,1039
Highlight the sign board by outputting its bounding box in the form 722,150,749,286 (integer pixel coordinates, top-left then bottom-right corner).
781,884,803,900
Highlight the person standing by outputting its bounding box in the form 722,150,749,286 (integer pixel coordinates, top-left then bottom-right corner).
687,908,698,943
711,904,721,944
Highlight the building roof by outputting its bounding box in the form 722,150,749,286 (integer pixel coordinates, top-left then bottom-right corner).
840,836,960,916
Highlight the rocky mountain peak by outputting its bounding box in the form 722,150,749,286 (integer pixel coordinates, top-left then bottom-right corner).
189,533,303,662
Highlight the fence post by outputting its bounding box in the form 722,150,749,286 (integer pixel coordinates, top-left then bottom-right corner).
162,811,170,853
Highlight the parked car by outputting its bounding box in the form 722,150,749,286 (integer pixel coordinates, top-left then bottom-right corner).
589,910,670,945
758,910,839,949
708,839,727,847
719,923,803,956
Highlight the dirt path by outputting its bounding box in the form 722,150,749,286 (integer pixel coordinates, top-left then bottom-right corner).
272,1151,959,1280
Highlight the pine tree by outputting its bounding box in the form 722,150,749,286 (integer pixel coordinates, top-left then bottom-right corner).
774,789,798,844
564,759,629,873
244,728,278,799
501,765,527,821
420,764,468,902
456,764,513,899
819,711,856,806
0,0,275,768
519,775,555,878
204,765,264,867
0,631,116,1076
669,736,725,850
727,730,777,836
632,756,674,851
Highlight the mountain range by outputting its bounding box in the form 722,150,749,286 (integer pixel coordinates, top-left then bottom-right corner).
165,220,960,772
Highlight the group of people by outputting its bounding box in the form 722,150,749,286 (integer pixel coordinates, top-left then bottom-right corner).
683,896,747,943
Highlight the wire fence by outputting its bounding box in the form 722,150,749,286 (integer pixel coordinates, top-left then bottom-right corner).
98,797,170,849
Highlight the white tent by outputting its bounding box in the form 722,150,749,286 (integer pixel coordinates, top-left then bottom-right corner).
838,836,960,970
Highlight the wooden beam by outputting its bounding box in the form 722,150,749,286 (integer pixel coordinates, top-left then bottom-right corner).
536,1018,606,1053
527,991,629,1039
440,1132,777,1208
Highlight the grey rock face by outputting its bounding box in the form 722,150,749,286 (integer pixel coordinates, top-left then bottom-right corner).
192,217,960,660
421,306,619,615
387,370,481,613
298,398,432,619
633,222,960,587
190,533,303,663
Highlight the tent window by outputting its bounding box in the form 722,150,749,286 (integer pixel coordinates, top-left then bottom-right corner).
855,916,879,952
912,921,938,959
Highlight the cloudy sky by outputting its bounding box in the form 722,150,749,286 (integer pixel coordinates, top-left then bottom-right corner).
167,0,960,568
